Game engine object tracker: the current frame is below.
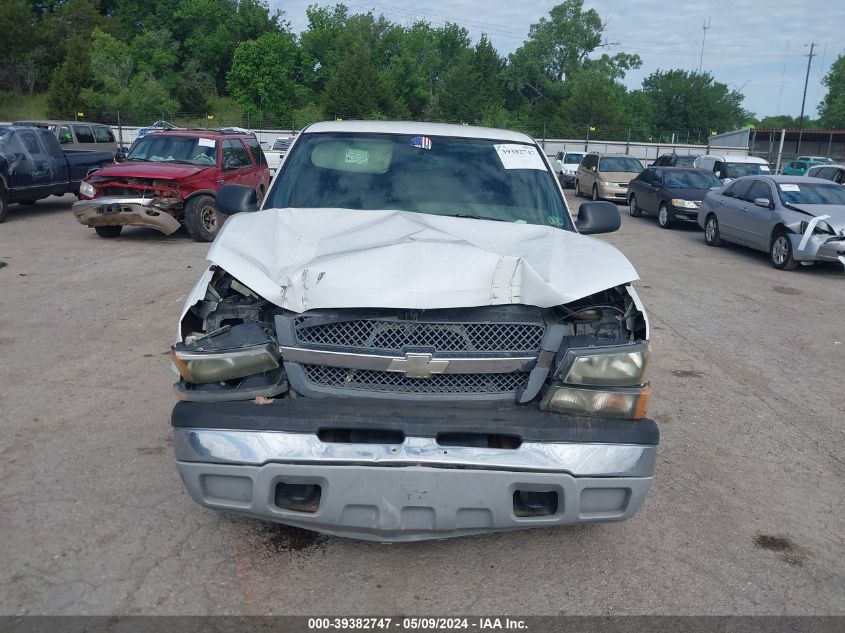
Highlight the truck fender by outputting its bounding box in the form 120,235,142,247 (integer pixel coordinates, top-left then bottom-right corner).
184,189,217,202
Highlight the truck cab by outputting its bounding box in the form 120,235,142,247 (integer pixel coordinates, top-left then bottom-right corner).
169,121,659,542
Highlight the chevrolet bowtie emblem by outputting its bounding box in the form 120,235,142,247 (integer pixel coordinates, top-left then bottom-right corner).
386,352,449,378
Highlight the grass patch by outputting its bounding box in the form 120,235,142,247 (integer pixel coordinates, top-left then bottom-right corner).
0,92,49,122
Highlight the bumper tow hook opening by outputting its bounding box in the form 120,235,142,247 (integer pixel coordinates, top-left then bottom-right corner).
513,489,558,517
274,482,322,513
317,428,405,445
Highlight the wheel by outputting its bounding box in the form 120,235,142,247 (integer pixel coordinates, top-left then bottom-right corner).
185,194,223,242
704,214,722,246
0,185,8,223
629,195,642,217
574,179,582,197
658,203,673,229
592,185,599,201
770,230,798,270
256,186,265,207
94,225,122,238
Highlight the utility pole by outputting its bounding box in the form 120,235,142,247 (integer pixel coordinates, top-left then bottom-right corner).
797,42,816,157
698,18,711,73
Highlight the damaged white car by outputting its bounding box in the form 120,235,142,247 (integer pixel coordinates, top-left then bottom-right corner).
170,121,658,542
698,175,845,270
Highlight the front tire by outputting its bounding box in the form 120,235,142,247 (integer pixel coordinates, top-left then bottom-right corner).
94,225,122,238
704,214,722,246
592,185,599,201
574,180,582,197
629,195,642,217
185,194,223,242
658,203,673,229
770,230,798,270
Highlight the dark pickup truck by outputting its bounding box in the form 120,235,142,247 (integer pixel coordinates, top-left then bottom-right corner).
0,125,114,222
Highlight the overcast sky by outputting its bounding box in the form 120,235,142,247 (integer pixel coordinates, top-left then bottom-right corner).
269,0,845,120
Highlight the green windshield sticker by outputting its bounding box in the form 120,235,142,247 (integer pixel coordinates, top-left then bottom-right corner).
547,215,563,227
345,148,369,165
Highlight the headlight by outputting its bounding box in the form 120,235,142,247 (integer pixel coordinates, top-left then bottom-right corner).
540,385,651,419
79,181,96,197
671,199,697,209
554,344,649,387
799,220,835,236
171,343,280,383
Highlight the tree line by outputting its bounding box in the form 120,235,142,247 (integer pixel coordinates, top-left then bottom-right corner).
2,0,844,138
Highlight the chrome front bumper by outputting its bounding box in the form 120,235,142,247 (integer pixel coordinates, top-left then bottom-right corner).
73,196,182,234
174,428,656,541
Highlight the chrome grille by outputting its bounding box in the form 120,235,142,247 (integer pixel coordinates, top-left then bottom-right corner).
294,319,544,355
302,364,529,394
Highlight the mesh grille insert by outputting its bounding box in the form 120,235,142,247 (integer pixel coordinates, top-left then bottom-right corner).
302,365,529,394
294,319,544,354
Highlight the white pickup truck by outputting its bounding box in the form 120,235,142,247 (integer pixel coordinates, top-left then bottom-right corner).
262,135,295,176
170,121,658,542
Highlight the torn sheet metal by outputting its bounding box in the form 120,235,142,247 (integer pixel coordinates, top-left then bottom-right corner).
205,208,640,313
797,214,832,251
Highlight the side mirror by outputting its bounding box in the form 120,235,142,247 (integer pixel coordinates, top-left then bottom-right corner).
753,198,773,209
575,201,621,234
215,184,259,216
114,149,127,163
590,165,597,172
224,157,242,170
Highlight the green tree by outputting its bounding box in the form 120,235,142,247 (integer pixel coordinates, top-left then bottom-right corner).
641,69,749,135
227,31,300,120
438,35,506,122
322,47,405,119
818,55,845,128
507,0,639,112
172,0,283,91
46,35,92,118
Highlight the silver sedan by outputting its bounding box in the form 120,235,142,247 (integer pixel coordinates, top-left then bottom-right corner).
697,175,845,270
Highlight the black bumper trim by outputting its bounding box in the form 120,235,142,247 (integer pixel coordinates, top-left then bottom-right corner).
171,398,659,446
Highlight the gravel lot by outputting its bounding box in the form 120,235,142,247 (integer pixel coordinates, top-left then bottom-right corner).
1,192,842,615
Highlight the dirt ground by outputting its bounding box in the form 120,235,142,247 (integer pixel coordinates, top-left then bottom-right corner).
0,193,842,615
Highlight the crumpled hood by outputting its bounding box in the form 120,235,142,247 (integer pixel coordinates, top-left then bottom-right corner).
789,204,845,231
206,208,640,313
91,162,210,180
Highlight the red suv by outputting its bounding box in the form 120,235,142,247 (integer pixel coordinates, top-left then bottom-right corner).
73,130,271,241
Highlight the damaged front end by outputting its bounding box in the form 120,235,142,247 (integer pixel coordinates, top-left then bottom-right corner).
73,177,183,234
785,215,845,268
173,266,650,412
171,267,657,540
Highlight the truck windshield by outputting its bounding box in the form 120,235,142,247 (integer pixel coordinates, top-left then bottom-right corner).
267,133,571,229
126,135,216,166
563,153,583,164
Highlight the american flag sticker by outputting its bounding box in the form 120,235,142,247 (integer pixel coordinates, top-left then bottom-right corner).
410,135,432,150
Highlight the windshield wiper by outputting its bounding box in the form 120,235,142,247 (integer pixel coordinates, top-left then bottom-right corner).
450,214,510,222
